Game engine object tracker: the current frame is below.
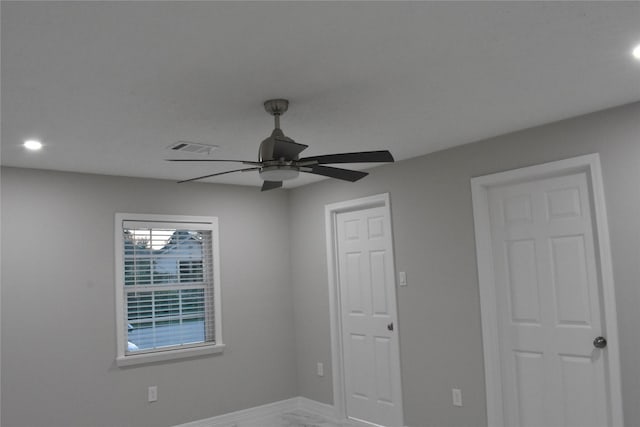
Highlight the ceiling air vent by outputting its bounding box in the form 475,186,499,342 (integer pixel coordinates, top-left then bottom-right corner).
167,141,219,155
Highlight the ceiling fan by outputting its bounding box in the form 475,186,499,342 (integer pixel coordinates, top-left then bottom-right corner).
167,99,394,191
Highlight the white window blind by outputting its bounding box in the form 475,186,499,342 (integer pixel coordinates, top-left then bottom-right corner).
115,214,222,365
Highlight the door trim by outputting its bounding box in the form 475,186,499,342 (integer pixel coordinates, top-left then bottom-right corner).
470,153,623,427
324,193,403,425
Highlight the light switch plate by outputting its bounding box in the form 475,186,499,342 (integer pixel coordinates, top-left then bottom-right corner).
148,386,158,402
452,388,462,407
399,271,407,286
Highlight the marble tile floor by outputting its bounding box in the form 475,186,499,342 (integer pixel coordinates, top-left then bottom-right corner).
281,410,356,427
246,410,357,427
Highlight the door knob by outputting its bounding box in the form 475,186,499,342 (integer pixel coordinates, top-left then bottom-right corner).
387,322,394,331
593,336,607,349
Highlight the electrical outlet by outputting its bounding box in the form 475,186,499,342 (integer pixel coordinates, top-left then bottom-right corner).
452,388,462,407
317,362,324,377
148,386,158,402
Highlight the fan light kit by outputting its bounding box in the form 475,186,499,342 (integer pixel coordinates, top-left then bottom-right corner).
167,99,394,191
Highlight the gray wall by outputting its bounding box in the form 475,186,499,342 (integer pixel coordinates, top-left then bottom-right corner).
2,102,639,427
0,170,297,427
289,102,640,427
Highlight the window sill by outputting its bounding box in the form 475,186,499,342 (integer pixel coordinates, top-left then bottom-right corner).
116,343,225,367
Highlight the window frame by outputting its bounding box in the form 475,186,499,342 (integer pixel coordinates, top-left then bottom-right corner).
114,213,224,367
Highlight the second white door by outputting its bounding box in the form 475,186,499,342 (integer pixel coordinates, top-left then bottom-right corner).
488,171,612,427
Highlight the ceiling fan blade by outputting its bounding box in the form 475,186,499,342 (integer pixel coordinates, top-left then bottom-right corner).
304,165,368,182
178,167,260,184
167,159,262,166
298,150,394,165
273,139,308,160
261,180,283,191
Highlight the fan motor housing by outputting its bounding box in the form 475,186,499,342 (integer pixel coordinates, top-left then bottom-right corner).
259,129,298,162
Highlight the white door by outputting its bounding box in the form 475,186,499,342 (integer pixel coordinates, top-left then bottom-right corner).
336,206,403,427
487,171,612,427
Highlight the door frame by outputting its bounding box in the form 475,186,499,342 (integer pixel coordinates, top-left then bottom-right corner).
470,153,623,427
324,192,404,425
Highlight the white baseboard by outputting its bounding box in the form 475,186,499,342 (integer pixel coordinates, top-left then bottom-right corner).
173,396,344,427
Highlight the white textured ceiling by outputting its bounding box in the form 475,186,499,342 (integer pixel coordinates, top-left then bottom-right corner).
2,1,640,188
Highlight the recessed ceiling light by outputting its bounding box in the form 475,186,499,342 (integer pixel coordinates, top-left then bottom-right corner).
633,44,640,60
23,139,43,151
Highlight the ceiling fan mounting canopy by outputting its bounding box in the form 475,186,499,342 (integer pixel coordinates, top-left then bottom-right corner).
167,98,395,191
263,98,289,117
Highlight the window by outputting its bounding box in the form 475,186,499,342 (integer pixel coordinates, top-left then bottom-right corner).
115,214,223,366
